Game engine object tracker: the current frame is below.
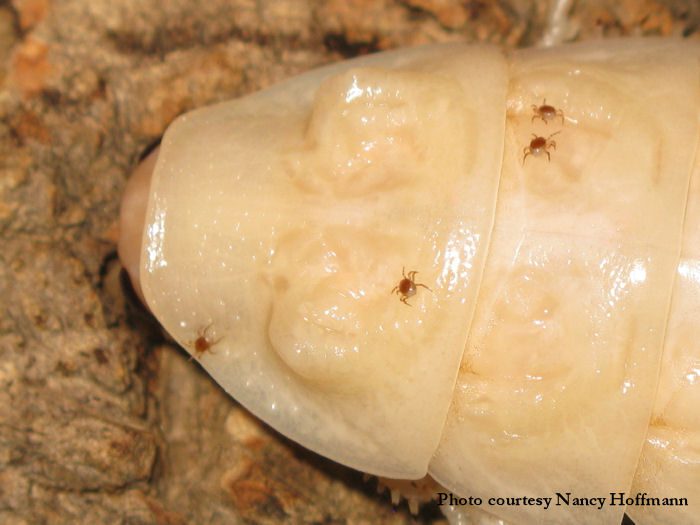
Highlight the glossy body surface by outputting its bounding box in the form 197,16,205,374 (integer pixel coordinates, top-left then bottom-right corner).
134,40,700,525
431,40,699,525
141,44,508,479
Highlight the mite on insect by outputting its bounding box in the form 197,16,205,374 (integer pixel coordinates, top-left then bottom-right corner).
189,323,222,359
523,131,560,164
531,99,565,125
392,267,432,306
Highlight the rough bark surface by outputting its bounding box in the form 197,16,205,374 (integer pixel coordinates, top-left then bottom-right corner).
1,1,698,524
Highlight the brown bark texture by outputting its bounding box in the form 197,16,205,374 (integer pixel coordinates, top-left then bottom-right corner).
1,0,699,524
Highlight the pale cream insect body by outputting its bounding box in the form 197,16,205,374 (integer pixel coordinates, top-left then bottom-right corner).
120,39,700,525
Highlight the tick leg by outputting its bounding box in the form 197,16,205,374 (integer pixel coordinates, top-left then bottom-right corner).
523,150,530,165
551,141,557,150
546,151,551,162
198,346,219,358
416,283,432,291
391,285,398,295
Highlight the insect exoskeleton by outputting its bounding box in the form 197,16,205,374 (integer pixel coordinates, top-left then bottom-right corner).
522,131,560,164
391,267,432,306
189,323,222,359
531,99,565,125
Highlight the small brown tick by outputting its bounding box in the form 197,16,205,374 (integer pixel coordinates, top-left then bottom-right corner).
531,99,565,125
522,131,560,165
392,267,432,306
189,323,222,359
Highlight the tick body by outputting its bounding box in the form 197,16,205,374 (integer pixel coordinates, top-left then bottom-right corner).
523,132,560,164
392,267,431,306
531,99,565,125
190,323,222,359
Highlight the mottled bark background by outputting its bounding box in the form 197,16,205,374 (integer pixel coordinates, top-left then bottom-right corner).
1,1,698,524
